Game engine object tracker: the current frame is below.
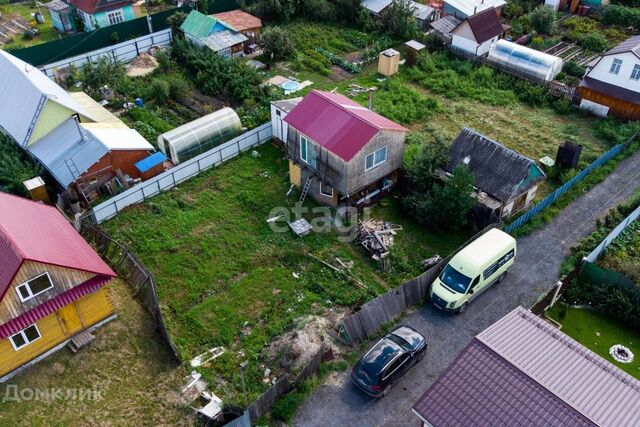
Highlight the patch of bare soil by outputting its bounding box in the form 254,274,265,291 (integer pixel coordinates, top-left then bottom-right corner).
178,88,225,116
327,65,354,82
265,309,348,374
126,52,159,77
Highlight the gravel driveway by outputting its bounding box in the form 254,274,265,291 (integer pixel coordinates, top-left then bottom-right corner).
294,150,640,427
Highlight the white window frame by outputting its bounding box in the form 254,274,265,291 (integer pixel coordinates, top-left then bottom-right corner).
300,136,309,164
319,182,333,198
610,58,623,75
106,9,124,26
365,146,388,172
631,64,640,81
15,272,54,303
9,324,42,351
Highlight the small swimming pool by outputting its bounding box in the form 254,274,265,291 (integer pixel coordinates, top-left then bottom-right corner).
281,80,300,91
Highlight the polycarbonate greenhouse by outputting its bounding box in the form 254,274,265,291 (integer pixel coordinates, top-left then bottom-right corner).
487,40,564,82
158,108,242,164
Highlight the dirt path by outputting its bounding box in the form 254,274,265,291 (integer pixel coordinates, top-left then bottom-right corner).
293,148,640,427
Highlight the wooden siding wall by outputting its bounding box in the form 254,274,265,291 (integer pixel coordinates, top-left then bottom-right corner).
580,87,640,121
0,287,113,377
0,262,94,324
84,149,151,181
345,129,405,195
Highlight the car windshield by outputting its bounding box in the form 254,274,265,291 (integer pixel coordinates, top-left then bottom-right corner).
387,333,413,352
439,265,472,294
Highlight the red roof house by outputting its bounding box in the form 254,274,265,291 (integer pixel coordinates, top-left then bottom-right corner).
279,90,408,206
0,192,116,381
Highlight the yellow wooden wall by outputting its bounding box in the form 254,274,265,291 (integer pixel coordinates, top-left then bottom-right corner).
0,287,114,377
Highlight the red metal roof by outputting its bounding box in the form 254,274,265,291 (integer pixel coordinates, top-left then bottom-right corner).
212,10,262,32
68,0,131,14
0,275,111,339
283,90,408,161
0,192,115,304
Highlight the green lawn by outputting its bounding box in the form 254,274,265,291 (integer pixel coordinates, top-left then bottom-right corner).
0,279,190,426
0,2,63,50
103,143,460,403
546,304,640,380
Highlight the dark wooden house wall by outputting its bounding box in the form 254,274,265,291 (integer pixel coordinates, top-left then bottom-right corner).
580,87,640,121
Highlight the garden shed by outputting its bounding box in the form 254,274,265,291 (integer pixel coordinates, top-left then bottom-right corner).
487,40,563,82
157,108,242,165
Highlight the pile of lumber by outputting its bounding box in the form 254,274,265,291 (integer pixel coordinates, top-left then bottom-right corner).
357,220,402,261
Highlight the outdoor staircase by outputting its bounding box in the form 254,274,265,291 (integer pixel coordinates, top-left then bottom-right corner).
299,176,312,203
68,330,96,353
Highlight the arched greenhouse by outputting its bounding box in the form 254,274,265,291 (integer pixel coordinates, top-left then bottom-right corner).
487,40,564,82
158,108,242,164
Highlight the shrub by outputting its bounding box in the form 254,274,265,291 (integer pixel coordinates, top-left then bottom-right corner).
110,31,119,44
81,56,126,95
259,27,295,61
21,30,34,40
602,5,640,28
529,5,556,35
299,0,335,21
148,79,170,104
334,0,362,24
166,75,190,101
381,0,417,39
579,32,608,52
562,61,586,78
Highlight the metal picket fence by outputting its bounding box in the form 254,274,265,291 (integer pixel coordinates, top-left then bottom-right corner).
504,133,637,234
83,123,272,224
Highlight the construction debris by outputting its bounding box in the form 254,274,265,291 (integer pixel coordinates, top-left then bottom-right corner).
421,255,442,270
346,83,376,97
357,220,402,270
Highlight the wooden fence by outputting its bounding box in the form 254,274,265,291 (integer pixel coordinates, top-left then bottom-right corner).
338,223,498,346
79,221,180,359
234,346,326,425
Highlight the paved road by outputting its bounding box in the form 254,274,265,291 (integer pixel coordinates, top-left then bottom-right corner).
294,150,640,427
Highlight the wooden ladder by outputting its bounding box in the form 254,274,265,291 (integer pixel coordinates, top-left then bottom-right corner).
68,330,96,353
299,176,312,203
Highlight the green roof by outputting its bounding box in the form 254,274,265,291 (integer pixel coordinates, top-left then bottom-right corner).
180,10,218,38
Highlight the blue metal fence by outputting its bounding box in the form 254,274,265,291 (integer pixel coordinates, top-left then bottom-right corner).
504,135,637,234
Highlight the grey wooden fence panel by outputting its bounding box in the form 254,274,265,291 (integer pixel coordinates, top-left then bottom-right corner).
248,376,290,423
585,204,640,263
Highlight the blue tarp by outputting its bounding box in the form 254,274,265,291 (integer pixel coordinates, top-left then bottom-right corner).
135,152,167,173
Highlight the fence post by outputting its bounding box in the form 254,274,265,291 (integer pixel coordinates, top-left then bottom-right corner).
550,281,563,307
134,40,140,56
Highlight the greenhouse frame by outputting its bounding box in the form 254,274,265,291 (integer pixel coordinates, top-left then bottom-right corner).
487,40,564,82
158,108,243,164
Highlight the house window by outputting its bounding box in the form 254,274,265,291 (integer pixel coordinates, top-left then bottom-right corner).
610,59,623,75
299,136,316,167
15,272,54,303
9,324,41,351
319,182,333,197
107,10,124,26
631,64,640,81
365,146,388,171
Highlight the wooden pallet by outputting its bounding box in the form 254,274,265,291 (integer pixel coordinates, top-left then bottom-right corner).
68,330,96,353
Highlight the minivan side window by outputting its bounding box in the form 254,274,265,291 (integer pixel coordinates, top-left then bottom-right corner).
483,249,515,280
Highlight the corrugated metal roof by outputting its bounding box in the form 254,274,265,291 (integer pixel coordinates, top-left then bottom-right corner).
283,90,408,161
478,307,640,427
0,192,115,305
0,275,111,338
445,128,545,203
604,35,640,58
444,0,506,17
201,30,247,52
411,1,436,20
0,50,95,146
68,0,130,14
465,7,503,44
272,97,302,113
412,339,596,427
180,10,220,38
82,125,154,151
68,92,127,127
43,0,72,13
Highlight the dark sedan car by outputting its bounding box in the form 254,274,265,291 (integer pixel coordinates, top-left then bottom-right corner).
351,326,427,397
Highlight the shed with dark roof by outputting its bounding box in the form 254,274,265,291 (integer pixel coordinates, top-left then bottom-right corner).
413,307,640,427
443,128,545,221
450,7,505,57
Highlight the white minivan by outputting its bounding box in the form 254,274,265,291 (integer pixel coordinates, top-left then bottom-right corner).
430,228,516,314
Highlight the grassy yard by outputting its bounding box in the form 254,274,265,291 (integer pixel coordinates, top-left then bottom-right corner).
546,304,640,380
102,143,463,403
0,279,191,426
0,2,62,50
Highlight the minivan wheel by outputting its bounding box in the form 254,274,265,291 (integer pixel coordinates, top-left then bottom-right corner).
457,302,469,314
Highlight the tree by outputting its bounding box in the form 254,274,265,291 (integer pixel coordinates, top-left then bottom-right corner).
406,165,475,229
167,11,187,34
259,27,295,61
529,5,556,35
381,0,417,39
299,0,335,21
250,0,296,23
403,133,449,193
334,0,362,23
81,57,126,95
